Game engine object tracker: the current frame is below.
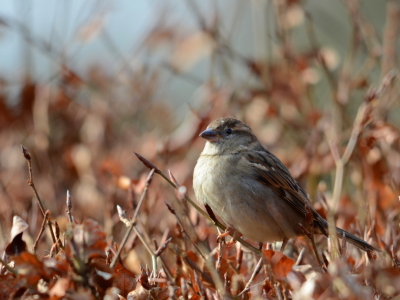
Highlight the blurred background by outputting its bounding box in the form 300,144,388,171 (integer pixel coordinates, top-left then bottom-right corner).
0,0,390,113
0,0,399,268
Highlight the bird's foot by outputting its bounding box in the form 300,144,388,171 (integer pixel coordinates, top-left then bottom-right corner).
217,227,237,246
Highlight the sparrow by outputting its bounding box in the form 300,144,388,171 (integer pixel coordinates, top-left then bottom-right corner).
193,117,378,252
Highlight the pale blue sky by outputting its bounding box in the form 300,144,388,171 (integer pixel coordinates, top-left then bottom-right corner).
0,0,389,114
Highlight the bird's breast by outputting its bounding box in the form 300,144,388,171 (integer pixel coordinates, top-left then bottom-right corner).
193,155,226,205
193,153,302,242
193,155,253,210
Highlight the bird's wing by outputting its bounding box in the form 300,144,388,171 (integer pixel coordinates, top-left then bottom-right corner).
244,148,380,252
244,148,328,235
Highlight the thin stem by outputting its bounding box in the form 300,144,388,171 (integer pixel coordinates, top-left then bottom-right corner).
133,226,157,271
66,190,73,224
111,169,155,269
21,146,60,251
326,71,396,258
165,202,205,260
33,210,49,253
133,169,155,223
0,257,18,276
110,220,136,269
238,257,263,296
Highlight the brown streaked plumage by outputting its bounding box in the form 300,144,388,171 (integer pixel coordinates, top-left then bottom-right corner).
193,117,379,252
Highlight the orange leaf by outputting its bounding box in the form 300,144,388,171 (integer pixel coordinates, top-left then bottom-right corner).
263,249,275,263
272,254,295,280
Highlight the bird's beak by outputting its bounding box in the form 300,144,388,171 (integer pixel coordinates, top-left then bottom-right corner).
199,129,221,142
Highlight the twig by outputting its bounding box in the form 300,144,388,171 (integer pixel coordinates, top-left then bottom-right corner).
299,223,323,267
169,170,204,253
133,169,155,223
33,210,49,253
66,190,73,224
341,231,348,257
0,253,7,275
202,248,229,299
54,221,61,247
20,146,60,251
325,71,396,258
153,230,175,281
295,248,305,266
168,170,180,187
236,243,243,272
391,244,400,269
303,204,324,268
169,170,190,214
216,238,223,275
164,202,205,260
0,257,18,276
21,146,45,215
133,152,261,255
66,234,85,275
238,257,263,296
180,278,188,299
155,237,172,257
133,226,158,272
194,270,207,299
172,245,214,285
321,252,330,269
224,272,230,296
110,212,135,268
274,282,284,300
168,171,230,299
110,169,155,269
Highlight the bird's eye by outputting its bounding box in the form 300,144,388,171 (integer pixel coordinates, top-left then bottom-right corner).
225,128,233,134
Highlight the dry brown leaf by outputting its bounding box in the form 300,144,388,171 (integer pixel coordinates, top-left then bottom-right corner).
13,252,52,287
5,216,28,255
113,262,137,297
49,277,71,299
263,250,295,280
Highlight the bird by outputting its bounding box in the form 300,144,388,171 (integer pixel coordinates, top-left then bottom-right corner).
193,117,379,253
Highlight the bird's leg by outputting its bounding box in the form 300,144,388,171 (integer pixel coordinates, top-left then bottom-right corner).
206,204,239,246
280,238,289,252
217,227,237,246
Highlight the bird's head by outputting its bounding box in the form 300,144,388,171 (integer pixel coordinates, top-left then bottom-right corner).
199,117,259,155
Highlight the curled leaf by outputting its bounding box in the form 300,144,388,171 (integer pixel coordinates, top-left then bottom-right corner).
5,216,28,256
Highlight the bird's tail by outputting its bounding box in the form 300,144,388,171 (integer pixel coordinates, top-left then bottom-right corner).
335,227,380,252
315,216,379,252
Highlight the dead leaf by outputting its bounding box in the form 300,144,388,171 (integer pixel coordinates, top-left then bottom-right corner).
113,262,137,297
263,250,295,280
13,252,52,286
5,216,28,255
49,277,71,299
272,254,295,280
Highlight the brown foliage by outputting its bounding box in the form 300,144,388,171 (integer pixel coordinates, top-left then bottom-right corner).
0,1,400,299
